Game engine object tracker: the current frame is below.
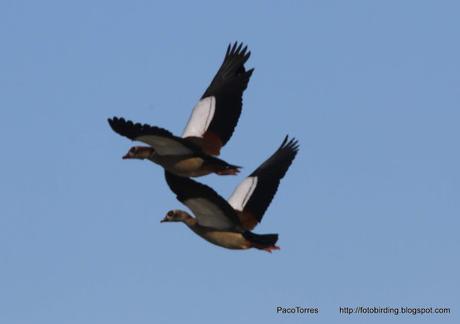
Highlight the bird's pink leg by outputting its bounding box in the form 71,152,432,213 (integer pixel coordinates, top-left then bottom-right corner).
263,245,280,253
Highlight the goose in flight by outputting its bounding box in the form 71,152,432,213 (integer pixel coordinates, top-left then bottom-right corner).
161,136,299,252
108,42,253,177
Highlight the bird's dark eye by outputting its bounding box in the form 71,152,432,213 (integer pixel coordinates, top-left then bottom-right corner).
167,211,174,217
130,147,137,153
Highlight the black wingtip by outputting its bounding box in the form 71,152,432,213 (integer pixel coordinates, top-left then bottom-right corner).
279,135,300,153
225,41,251,59
249,135,299,180
107,116,175,142
108,116,121,131
108,116,122,127
226,43,231,56
107,116,135,140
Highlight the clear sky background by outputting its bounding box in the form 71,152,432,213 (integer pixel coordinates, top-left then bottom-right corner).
1,1,459,323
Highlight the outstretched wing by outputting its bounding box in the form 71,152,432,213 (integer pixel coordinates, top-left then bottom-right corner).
108,117,195,156
227,136,299,230
164,171,241,230
182,42,254,155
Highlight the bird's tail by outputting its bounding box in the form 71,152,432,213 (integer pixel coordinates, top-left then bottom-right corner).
243,231,280,253
205,156,241,175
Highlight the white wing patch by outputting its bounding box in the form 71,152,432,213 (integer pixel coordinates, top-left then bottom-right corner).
182,96,216,138
185,197,235,230
137,135,193,155
227,176,258,211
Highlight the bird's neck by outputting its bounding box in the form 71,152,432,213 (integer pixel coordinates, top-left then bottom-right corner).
181,214,198,227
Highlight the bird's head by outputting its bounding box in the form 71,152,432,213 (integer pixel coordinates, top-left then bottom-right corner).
160,210,191,223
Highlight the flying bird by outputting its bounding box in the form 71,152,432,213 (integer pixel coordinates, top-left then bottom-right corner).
108,42,253,177
161,136,299,252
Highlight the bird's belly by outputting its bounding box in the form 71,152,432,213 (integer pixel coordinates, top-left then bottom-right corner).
153,156,208,177
173,157,204,172
195,230,251,250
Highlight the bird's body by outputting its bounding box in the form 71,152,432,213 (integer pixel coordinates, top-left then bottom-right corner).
157,156,206,178
178,213,252,249
108,42,253,177
196,230,251,250
161,210,278,251
150,154,238,177
121,144,238,177
162,136,299,252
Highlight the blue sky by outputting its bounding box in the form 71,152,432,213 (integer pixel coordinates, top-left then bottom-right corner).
1,1,459,323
